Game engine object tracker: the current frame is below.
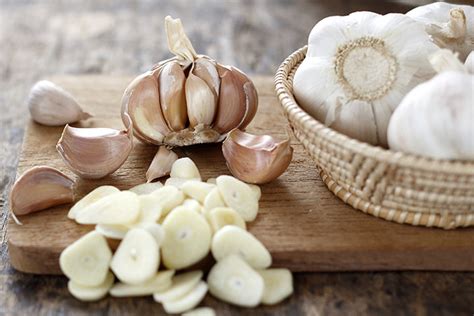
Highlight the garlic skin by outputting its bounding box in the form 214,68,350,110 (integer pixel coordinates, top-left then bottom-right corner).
407,2,473,62
56,115,133,179
222,129,293,184
293,12,439,147
9,166,75,219
146,146,179,183
388,51,474,160
466,51,474,73
121,16,258,147
28,80,91,126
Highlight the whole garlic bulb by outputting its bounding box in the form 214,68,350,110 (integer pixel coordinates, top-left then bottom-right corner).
293,12,439,147
121,16,258,147
466,51,474,73
407,2,473,62
387,50,474,160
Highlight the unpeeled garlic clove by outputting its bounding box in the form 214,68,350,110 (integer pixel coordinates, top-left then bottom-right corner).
185,66,217,127
193,57,220,98
231,67,258,129
222,129,293,184
121,71,171,145
159,61,188,131
28,80,92,126
56,114,133,179
9,166,75,220
146,146,178,183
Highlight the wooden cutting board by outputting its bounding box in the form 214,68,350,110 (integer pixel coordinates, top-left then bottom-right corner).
7,75,474,274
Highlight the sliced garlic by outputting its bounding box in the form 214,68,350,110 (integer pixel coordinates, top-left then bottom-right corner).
110,270,175,297
257,269,294,305
146,146,178,183
170,157,201,179
68,271,114,302
95,223,129,240
160,61,188,131
68,185,119,219
59,231,112,287
203,187,226,211
110,228,160,285
182,307,216,316
216,175,259,221
165,177,201,189
207,207,246,233
211,226,271,269
56,115,133,179
249,184,262,200
161,208,212,269
136,194,163,223
135,222,165,246
75,191,140,225
27,80,92,126
206,178,217,184
162,281,208,314
153,270,203,302
182,199,203,213
181,181,216,203
207,254,264,307
186,67,217,127
222,129,293,184
9,166,75,220
129,182,163,195
151,185,185,216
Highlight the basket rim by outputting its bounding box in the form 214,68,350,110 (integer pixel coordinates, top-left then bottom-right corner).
274,46,474,175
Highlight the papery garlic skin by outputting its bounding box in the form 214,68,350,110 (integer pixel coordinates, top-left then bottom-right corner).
388,71,474,160
293,12,439,146
466,51,474,73
407,2,474,62
28,80,91,126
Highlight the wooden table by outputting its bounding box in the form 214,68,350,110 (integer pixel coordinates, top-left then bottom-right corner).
1,1,473,315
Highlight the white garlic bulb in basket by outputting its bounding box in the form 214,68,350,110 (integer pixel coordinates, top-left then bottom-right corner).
387,50,474,160
407,2,474,62
293,12,439,147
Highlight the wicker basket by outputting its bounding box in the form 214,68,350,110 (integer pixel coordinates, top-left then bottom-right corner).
275,46,474,229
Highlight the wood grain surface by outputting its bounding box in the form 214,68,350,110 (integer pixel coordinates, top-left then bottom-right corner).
2,1,474,315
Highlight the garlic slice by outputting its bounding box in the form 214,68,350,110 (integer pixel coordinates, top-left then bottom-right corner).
153,270,203,303
151,185,185,216
56,115,133,179
216,175,259,221
160,61,188,131
27,80,92,126
181,181,216,203
207,207,246,233
222,129,293,184
146,146,178,183
170,157,202,179
9,166,75,220
129,182,163,195
182,307,216,316
110,270,175,297
257,269,293,305
68,185,119,220
162,281,208,314
203,187,226,211
68,271,114,302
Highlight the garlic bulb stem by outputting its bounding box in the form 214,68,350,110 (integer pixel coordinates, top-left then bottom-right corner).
165,16,197,62
429,49,468,74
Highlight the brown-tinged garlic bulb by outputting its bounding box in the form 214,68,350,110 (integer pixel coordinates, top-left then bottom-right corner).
9,166,75,223
222,129,293,184
146,146,178,183
28,80,92,126
56,114,133,179
121,16,258,147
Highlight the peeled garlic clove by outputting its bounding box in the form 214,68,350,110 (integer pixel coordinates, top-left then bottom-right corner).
121,72,171,145
212,66,247,134
68,271,114,302
110,270,175,297
170,157,201,179
185,70,217,127
27,80,92,126
231,67,258,129
162,281,208,314
95,223,129,240
257,269,293,305
153,270,203,303
194,57,220,97
110,228,160,285
68,185,119,220
207,207,246,233
59,231,112,287
161,208,212,270
151,185,185,216
207,254,264,307
203,187,226,211
146,146,178,183
216,175,259,221
183,307,216,316
211,226,271,269
56,115,133,179
165,177,201,189
160,61,188,131
75,191,140,225
222,129,293,184
9,166,75,219
181,181,216,203
129,182,163,195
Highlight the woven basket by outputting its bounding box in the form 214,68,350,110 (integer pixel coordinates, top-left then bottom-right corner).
275,46,474,229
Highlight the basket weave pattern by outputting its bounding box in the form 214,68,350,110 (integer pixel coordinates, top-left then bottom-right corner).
275,46,474,229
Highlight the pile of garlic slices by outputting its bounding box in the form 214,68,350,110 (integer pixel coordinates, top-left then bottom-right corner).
60,157,293,314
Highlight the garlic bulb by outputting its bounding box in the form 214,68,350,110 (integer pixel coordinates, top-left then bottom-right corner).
293,12,439,147
387,50,474,160
56,114,133,179
466,51,474,73
222,129,293,184
407,2,473,62
28,80,92,126
121,16,258,147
